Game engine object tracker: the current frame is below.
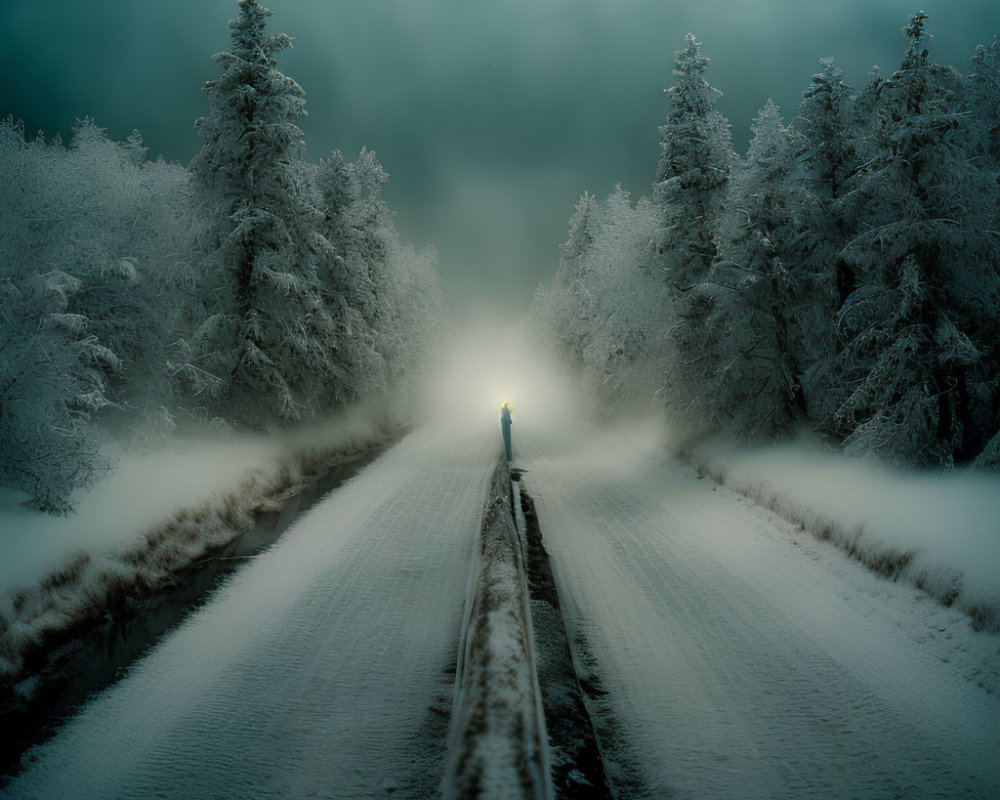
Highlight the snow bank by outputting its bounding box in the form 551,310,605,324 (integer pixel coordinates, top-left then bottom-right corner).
0,403,398,684
443,459,552,800
686,434,1000,632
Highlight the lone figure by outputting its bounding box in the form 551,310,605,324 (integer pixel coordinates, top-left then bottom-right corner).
500,401,513,461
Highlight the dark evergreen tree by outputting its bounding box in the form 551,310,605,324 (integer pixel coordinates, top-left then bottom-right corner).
704,100,808,438
790,59,857,420
833,13,1000,465
966,36,1000,171
652,34,736,431
795,58,855,204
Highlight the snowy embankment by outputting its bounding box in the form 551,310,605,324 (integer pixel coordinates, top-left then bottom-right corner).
0,403,401,689
444,458,552,800
685,434,1000,632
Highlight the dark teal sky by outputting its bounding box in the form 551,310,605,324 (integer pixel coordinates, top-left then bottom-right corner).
2,1,998,316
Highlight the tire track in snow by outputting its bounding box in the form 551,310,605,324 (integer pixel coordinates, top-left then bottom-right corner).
520,422,1000,800
2,423,496,800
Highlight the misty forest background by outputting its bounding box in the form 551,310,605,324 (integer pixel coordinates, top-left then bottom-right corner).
2,2,999,515
537,14,1000,470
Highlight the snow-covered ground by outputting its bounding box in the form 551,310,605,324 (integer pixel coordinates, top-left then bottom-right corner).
687,434,1000,632
0,403,395,594
519,411,1000,799
0,403,398,683
2,418,497,799
3,323,999,799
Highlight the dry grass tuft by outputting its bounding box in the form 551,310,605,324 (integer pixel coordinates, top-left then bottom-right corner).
39,553,91,593
686,447,995,634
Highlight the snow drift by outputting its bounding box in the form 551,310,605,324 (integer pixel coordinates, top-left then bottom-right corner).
0,404,400,687
686,434,1000,632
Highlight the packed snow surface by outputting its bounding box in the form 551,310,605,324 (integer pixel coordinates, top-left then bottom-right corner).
519,411,1000,799
2,419,496,799
4,323,999,799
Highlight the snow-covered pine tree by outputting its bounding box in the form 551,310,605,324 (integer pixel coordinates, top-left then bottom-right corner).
309,150,380,403
654,33,735,286
833,13,1000,466
59,120,193,441
0,273,118,514
316,148,390,342
314,147,445,402
703,100,808,439
0,118,116,512
653,34,736,431
549,191,601,371
788,59,857,420
0,114,205,507
794,59,856,205
190,0,336,425
966,36,1000,174
577,186,663,409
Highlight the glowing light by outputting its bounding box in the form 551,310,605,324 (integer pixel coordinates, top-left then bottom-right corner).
418,318,580,433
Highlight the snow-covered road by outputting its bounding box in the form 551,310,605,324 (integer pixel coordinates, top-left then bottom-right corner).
4,315,999,800
2,422,497,800
518,416,1000,800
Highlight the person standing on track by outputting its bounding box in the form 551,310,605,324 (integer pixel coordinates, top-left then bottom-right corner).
500,401,513,461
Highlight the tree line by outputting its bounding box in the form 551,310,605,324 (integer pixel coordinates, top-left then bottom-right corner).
0,0,443,513
535,13,1000,470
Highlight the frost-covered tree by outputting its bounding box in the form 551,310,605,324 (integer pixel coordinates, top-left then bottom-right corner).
653,34,737,429
787,58,858,418
654,33,735,286
698,100,809,438
316,149,389,339
579,187,665,409
0,116,198,460
833,13,1000,465
309,150,383,403
548,191,601,370
313,147,444,402
190,0,336,425
795,58,856,206
535,187,664,412
0,0,448,513
966,36,1000,172
0,271,115,514
793,58,856,303
377,242,446,398
0,119,115,511
60,120,197,439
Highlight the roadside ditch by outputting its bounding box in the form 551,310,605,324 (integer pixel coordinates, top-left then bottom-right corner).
0,427,403,783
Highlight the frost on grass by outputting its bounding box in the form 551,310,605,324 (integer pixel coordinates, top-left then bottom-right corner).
688,434,1000,632
0,408,396,688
